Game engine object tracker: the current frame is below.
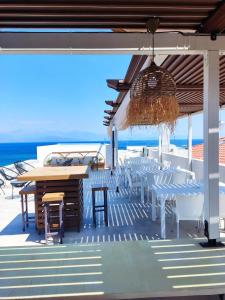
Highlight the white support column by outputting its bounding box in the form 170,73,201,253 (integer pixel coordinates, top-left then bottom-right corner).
188,114,193,171
158,130,162,165
203,50,220,241
114,127,119,167
161,124,170,153
111,129,115,170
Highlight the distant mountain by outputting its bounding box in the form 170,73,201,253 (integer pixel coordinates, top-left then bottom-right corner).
0,130,107,143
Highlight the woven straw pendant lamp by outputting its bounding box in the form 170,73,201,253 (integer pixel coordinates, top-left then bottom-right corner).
126,18,179,131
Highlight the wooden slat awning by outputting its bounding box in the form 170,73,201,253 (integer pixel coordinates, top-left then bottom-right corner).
100,1,225,125
161,54,225,114
105,54,225,125
0,0,224,31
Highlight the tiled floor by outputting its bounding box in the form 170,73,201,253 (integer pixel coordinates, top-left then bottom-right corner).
0,169,205,246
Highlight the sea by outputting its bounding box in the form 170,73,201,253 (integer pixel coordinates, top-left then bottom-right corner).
0,139,203,167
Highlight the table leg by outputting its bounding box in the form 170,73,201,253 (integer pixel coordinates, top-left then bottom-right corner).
21,195,25,232
147,186,150,203
152,191,156,221
160,197,166,239
25,195,28,227
34,188,38,231
141,180,144,204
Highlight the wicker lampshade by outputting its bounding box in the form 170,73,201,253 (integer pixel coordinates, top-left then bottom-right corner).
125,60,179,130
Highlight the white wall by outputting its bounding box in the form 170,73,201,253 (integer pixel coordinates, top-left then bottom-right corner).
37,143,108,166
148,148,225,183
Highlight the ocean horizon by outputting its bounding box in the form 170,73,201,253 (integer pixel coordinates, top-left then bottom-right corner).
0,139,203,167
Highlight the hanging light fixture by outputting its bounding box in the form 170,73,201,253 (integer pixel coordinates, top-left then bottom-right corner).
125,18,179,131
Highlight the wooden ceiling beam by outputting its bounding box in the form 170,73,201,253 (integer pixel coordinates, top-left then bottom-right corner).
104,116,112,121
105,100,119,108
170,55,197,77
0,1,218,30
125,55,148,83
0,20,199,28
107,84,225,94
0,2,216,12
198,1,225,33
179,102,202,106
175,60,203,83
107,79,131,92
0,13,209,19
104,110,115,115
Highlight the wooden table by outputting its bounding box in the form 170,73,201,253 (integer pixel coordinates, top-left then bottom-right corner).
18,166,89,232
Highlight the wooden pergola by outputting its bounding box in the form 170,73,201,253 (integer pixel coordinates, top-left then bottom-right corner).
0,0,223,31
105,55,225,120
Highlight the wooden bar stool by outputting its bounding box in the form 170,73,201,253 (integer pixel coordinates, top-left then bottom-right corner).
42,192,65,244
19,185,36,232
91,184,108,227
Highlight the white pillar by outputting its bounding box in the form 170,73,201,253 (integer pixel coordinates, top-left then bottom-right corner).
188,114,192,171
161,124,170,153
111,129,115,170
203,50,220,241
107,125,113,169
114,127,119,167
158,130,162,165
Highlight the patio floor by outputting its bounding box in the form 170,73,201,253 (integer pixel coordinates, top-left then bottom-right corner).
0,169,209,247
0,239,225,300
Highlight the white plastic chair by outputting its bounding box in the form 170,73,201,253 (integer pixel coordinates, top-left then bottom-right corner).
162,160,171,169
154,172,174,185
176,167,196,181
172,170,188,184
173,194,204,238
126,169,141,201
151,173,175,215
114,164,125,191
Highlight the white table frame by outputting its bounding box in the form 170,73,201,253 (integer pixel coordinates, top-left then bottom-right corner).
152,182,225,239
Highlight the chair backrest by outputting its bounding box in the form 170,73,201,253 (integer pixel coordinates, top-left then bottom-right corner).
0,168,17,181
14,161,27,174
154,172,173,185
162,160,171,169
115,164,123,176
23,161,35,169
175,194,204,221
172,170,188,184
125,169,133,188
176,167,196,181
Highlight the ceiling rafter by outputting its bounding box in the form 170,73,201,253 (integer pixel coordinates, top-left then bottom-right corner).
198,0,225,33
0,1,220,29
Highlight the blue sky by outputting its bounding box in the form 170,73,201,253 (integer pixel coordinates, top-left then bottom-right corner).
0,54,224,142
